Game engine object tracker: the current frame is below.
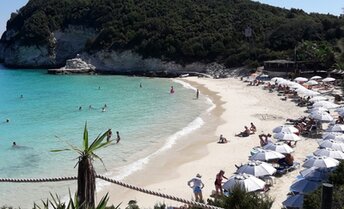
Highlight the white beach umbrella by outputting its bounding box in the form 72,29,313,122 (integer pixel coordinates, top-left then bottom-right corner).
318,140,344,152
309,96,328,102
290,178,321,194
282,194,304,208
273,132,301,141
303,156,339,168
249,150,285,161
263,142,294,154
289,82,304,90
310,76,322,80
322,77,336,82
271,77,284,83
305,80,319,86
337,111,344,117
314,148,344,160
223,173,266,192
334,107,344,112
310,107,329,113
236,161,276,177
300,167,330,181
326,124,344,132
295,89,318,96
309,111,333,122
322,132,344,141
312,101,339,109
294,77,308,82
272,125,299,134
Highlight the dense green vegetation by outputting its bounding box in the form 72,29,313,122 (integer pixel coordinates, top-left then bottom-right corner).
3,0,344,67
303,161,344,209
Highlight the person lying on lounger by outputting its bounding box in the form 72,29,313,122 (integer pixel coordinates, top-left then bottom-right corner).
235,126,251,137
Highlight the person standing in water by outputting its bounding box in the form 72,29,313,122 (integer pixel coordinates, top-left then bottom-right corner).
116,131,121,143
140,83,142,88
106,129,112,142
170,86,174,94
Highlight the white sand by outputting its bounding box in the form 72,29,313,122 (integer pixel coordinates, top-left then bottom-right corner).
99,77,318,209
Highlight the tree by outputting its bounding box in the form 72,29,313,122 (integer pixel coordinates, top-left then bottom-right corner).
52,123,112,209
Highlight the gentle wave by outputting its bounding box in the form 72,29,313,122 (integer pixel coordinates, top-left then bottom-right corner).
206,97,216,112
97,78,216,192
97,116,205,191
172,79,197,90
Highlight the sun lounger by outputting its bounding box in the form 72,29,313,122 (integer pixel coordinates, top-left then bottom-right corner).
276,162,300,176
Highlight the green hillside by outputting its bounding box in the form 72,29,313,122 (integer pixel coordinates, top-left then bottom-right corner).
3,0,344,68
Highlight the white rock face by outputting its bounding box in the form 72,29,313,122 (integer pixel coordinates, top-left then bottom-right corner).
83,50,208,73
65,57,95,70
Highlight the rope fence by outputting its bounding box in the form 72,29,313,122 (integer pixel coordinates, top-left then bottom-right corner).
0,175,223,209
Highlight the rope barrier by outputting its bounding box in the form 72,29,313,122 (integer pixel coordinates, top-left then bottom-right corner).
0,176,77,183
96,175,223,209
0,176,224,209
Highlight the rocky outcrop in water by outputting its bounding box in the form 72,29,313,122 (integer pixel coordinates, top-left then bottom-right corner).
48,57,95,74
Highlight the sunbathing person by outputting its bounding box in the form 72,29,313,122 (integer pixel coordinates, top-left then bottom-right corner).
250,122,257,133
235,126,251,137
218,134,228,143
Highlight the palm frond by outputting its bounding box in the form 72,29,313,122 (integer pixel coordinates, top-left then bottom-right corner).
89,140,112,154
83,122,89,150
88,131,109,153
92,153,107,170
96,193,109,209
53,135,83,155
50,148,71,152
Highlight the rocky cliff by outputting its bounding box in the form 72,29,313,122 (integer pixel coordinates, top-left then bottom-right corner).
0,25,223,76
0,25,95,68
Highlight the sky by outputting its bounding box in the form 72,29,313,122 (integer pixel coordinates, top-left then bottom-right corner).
0,0,343,35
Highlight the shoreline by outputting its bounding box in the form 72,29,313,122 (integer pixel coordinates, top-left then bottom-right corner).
99,77,318,209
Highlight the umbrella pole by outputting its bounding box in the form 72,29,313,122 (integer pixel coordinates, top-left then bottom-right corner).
321,183,333,209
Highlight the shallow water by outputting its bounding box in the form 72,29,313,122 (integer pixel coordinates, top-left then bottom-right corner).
0,65,211,207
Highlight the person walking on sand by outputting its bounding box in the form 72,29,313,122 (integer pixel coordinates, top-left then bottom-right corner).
187,173,204,202
116,131,121,143
214,170,227,196
106,129,112,142
196,89,199,99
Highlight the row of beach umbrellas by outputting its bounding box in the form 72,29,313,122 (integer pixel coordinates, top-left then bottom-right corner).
269,76,342,208
223,123,305,193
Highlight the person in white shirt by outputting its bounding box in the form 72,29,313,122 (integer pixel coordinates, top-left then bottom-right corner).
187,173,204,202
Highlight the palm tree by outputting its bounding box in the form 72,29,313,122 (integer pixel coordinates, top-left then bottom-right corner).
52,122,112,209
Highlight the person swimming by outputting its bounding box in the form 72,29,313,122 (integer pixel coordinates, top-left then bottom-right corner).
78,106,82,111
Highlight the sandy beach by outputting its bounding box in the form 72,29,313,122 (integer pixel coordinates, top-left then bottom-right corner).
99,77,318,209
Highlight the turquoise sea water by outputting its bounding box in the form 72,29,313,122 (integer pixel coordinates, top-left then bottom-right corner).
0,65,211,207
